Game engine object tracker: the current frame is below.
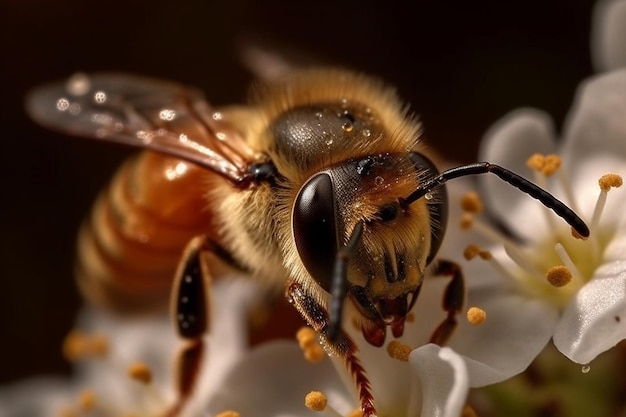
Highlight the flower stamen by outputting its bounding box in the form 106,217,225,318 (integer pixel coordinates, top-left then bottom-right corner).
466,307,487,325
554,243,583,285
591,173,622,232
386,340,412,362
305,391,344,417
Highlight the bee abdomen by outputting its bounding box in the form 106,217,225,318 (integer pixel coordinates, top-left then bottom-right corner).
76,151,217,313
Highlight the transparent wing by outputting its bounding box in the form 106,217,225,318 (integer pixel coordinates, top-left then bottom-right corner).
26,72,260,184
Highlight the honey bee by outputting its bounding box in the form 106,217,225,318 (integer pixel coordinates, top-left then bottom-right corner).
27,69,589,416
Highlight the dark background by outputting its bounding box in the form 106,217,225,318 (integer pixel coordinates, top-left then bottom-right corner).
0,0,596,384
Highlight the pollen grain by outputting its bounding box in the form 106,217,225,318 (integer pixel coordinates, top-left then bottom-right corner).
386,340,412,362
546,265,573,288
128,362,153,385
461,192,484,213
305,391,328,412
526,154,545,171
466,307,487,325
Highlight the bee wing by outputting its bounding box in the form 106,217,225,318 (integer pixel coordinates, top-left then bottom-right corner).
26,73,259,184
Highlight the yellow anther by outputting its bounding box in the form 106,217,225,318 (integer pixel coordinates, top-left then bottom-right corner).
128,362,153,385
386,340,412,362
296,326,317,349
62,330,89,361
526,153,545,171
215,411,241,417
347,409,364,417
461,405,479,417
304,391,328,412
542,154,562,176
465,244,491,260
460,213,474,230
466,307,487,325
463,244,482,261
87,334,109,357
599,173,623,191
460,192,484,214
77,389,96,411
546,265,573,288
304,345,326,363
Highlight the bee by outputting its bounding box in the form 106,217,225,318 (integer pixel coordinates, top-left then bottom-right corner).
27,69,589,416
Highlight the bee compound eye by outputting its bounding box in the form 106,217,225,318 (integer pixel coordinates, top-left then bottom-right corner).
408,152,449,265
293,173,338,292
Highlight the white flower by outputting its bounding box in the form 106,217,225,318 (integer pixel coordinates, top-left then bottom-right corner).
0,276,263,417
465,68,626,366
592,0,626,72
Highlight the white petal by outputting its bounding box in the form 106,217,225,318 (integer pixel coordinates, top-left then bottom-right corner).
208,341,354,417
553,260,626,364
478,108,557,241
449,286,558,387
562,69,626,171
0,377,74,417
592,0,626,72
409,345,468,417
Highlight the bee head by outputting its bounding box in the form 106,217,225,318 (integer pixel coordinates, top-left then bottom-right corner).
292,151,447,346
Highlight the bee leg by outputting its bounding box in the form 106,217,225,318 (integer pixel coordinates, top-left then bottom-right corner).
287,281,377,417
429,259,465,346
166,236,213,417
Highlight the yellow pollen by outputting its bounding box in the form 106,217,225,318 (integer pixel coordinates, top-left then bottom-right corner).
305,391,328,412
215,411,241,417
460,192,484,213
128,362,153,385
463,244,481,260
304,345,326,363
77,389,96,411
466,307,487,325
62,330,90,361
546,265,573,288
463,244,492,261
87,334,109,357
461,405,479,417
599,173,623,191
542,154,562,176
296,326,317,349
460,213,474,230
526,153,545,171
347,409,364,417
386,340,412,362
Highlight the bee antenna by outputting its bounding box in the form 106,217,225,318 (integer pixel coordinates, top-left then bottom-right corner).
328,222,365,342
400,162,590,238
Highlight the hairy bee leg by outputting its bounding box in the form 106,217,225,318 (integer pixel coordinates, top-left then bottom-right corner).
429,259,465,346
287,281,377,417
165,236,213,417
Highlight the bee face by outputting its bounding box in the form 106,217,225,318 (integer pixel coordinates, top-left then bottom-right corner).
291,147,445,346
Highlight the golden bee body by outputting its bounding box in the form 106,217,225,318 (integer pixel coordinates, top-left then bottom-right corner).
69,69,433,322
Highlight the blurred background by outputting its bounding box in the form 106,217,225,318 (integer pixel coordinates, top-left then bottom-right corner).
0,0,596,384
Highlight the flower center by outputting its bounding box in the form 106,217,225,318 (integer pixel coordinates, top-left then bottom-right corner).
461,154,622,308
